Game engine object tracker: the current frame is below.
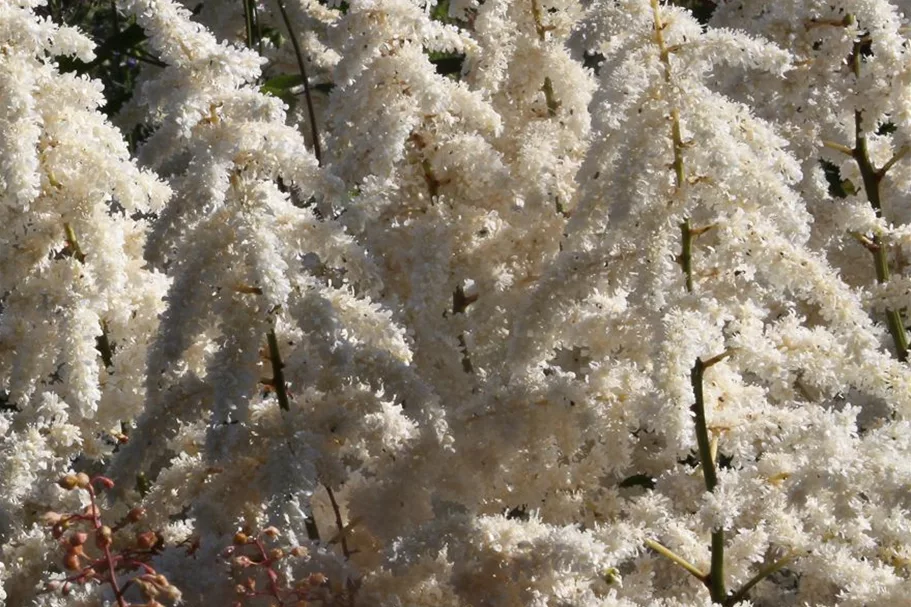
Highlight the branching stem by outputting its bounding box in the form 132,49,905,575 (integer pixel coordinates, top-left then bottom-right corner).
651,0,693,291
325,485,351,559
723,551,798,606
848,34,909,361
692,353,730,603
275,0,322,165
645,538,707,581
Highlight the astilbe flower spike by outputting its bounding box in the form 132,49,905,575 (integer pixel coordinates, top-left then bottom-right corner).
1,0,911,605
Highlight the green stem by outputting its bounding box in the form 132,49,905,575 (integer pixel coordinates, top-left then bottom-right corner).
63,223,86,264
709,529,726,603
63,223,114,370
97,321,115,370
691,357,719,493
644,538,707,581
723,551,797,607
680,220,694,293
266,328,291,411
652,0,692,292
850,36,909,362
325,484,351,559
530,0,560,117
242,0,257,50
275,0,322,165
542,76,559,117
692,353,730,603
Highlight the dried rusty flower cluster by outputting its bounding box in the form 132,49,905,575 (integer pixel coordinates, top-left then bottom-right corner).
224,526,343,607
43,474,180,607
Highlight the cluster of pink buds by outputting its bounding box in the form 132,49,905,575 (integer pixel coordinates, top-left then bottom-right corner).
224,526,339,606
42,473,180,606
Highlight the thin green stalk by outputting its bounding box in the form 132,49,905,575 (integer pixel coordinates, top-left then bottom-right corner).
275,0,322,165
680,220,694,293
63,223,114,370
325,484,351,559
652,0,693,291
644,539,707,581
242,0,257,50
266,328,291,411
850,35,909,361
691,352,731,603
63,223,86,264
691,359,719,493
530,0,559,116
723,551,797,607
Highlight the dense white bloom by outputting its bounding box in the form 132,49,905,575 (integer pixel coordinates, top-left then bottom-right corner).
0,1,168,601
1,0,910,605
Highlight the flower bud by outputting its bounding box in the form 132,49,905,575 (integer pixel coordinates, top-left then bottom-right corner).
159,583,181,601
58,475,79,490
63,550,81,571
75,472,91,489
269,548,284,561
95,476,115,490
233,531,248,545
68,531,88,546
136,531,158,550
138,579,159,599
262,526,280,538
42,511,63,526
127,507,146,523
95,525,113,549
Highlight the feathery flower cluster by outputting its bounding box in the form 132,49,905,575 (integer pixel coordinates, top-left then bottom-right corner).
1,0,910,605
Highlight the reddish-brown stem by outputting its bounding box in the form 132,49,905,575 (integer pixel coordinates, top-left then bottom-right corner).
86,482,128,607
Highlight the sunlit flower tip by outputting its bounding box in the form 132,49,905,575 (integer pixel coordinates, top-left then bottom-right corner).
42,511,63,526
307,572,328,586
262,526,280,538
233,531,249,545
68,531,89,546
95,525,113,548
58,475,79,490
